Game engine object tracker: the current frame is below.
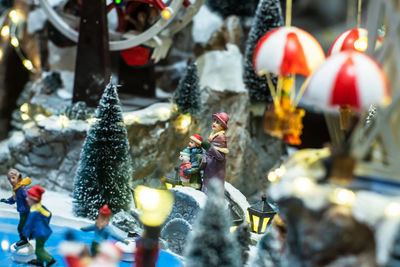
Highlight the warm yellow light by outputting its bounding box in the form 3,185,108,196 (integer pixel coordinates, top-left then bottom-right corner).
330,188,356,206
175,114,191,133
23,59,33,71
1,25,9,38
86,117,98,125
275,166,286,177
9,10,23,24
20,103,29,113
34,114,46,122
292,176,315,194
354,37,368,52
165,182,173,190
21,113,30,121
156,107,171,120
58,115,69,128
385,202,400,218
267,171,278,183
0,50,3,60
161,8,173,19
230,226,238,232
1,239,9,251
134,186,174,227
10,37,19,47
252,215,260,232
261,217,270,233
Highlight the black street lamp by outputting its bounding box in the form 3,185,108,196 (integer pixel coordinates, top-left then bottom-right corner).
247,196,276,234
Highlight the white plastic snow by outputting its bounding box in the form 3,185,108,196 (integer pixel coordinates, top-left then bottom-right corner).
197,44,246,93
192,5,223,44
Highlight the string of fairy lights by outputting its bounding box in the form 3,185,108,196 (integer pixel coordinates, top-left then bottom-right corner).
1,9,36,72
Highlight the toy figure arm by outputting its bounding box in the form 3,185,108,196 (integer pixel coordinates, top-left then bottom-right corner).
106,227,126,242
201,140,211,150
80,225,96,232
4,196,15,204
207,147,225,161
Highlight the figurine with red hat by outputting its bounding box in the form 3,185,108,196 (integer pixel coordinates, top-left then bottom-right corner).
80,204,128,256
181,133,204,189
199,112,229,192
22,185,57,267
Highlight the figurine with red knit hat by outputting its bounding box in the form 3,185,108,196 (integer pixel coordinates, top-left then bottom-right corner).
80,204,128,256
22,185,57,267
200,112,229,192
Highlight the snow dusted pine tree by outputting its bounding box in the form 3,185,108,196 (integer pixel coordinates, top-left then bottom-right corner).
250,226,284,267
206,0,259,18
173,62,201,115
184,180,241,267
73,83,133,219
235,222,251,265
243,0,284,103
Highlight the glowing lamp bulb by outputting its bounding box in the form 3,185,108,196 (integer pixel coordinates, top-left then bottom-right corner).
0,50,3,60
9,10,20,24
267,171,278,183
330,188,356,206
20,103,29,113
1,239,9,251
385,202,400,218
23,59,33,71
21,113,30,121
34,114,46,122
274,166,286,177
58,115,69,128
10,37,19,47
161,7,173,19
292,176,314,194
354,37,368,52
1,25,9,38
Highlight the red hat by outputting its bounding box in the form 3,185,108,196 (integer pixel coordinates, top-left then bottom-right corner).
27,185,45,201
212,112,229,130
190,134,203,145
99,204,111,216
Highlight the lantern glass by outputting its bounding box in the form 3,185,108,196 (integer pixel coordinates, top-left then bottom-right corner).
247,196,276,234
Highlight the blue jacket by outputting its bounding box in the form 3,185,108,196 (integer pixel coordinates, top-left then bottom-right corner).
80,224,125,243
23,203,52,239
5,177,31,214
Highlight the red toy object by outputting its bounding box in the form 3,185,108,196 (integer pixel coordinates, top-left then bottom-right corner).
27,185,45,201
253,26,325,77
99,204,111,216
306,51,390,112
121,46,152,66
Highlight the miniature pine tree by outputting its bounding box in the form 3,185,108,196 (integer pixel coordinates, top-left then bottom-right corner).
173,63,201,115
206,0,259,18
184,180,241,267
243,0,284,103
73,83,133,219
235,222,251,265
251,227,283,267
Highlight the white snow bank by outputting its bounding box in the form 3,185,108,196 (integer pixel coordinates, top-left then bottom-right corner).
192,5,223,43
123,102,172,126
171,186,206,208
27,8,47,34
197,44,246,93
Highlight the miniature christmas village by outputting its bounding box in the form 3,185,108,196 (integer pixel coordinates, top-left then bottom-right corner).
0,0,399,266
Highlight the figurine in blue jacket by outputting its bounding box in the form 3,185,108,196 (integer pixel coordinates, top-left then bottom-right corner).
0,169,31,249
80,204,128,256
23,185,57,267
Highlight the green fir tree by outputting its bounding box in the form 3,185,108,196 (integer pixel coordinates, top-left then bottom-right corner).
243,0,284,103
184,180,241,267
73,83,133,219
173,63,201,115
235,222,251,265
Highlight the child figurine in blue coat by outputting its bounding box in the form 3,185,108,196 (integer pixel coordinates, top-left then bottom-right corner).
0,169,31,249
23,185,57,267
80,204,128,256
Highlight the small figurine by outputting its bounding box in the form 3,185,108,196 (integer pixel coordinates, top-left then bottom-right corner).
0,169,31,249
183,133,203,189
200,112,229,192
23,185,57,267
80,204,128,256
178,148,192,185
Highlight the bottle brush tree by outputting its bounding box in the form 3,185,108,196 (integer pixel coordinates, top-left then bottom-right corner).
73,82,133,219
243,0,284,103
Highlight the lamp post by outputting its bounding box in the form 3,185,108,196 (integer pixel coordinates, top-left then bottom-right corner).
134,186,174,267
247,196,276,234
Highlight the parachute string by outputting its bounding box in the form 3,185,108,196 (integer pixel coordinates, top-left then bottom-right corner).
357,0,362,28
286,0,292,27
265,72,280,108
293,76,311,108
